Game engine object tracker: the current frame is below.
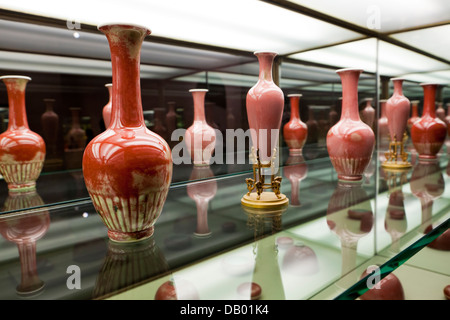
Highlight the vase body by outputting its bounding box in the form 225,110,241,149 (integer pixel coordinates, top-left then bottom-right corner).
246,51,284,164
407,100,420,134
102,83,112,128
41,98,59,155
66,107,86,149
0,76,46,192
378,99,389,150
326,69,375,182
360,98,375,130
283,94,307,155
411,84,447,161
436,102,445,122
82,23,173,243
386,79,410,144
185,89,216,166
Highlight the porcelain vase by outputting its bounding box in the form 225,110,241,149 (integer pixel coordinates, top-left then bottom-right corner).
360,98,375,130
0,76,46,192
246,51,284,164
283,154,307,206
82,23,173,243
326,69,375,182
407,100,420,135
185,89,216,166
386,78,410,145
283,94,307,155
41,98,59,155
102,83,112,128
378,99,389,151
66,107,86,149
411,83,447,161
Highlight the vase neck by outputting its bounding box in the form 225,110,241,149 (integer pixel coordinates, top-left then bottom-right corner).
338,69,362,121
44,99,55,112
191,90,207,122
3,78,30,130
256,52,275,82
393,79,403,96
70,109,81,128
100,25,149,128
289,96,301,121
422,84,437,117
411,103,418,117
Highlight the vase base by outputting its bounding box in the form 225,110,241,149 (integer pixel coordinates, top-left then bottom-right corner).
241,191,289,209
108,227,154,243
8,181,36,193
289,149,303,156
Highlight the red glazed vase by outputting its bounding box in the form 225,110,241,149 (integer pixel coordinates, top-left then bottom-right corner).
411,83,447,161
246,51,284,164
326,69,375,182
187,166,217,237
185,89,216,166
378,99,389,150
0,76,46,192
386,78,410,144
102,83,112,128
283,94,308,155
82,23,173,243
407,100,420,135
436,102,445,122
41,98,59,155
360,98,375,130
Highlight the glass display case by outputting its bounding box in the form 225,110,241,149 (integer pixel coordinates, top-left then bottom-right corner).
0,0,448,300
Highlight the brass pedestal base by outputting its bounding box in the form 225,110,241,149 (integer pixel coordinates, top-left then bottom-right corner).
241,191,289,209
381,161,412,171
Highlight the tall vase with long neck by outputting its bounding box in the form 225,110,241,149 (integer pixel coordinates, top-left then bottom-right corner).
283,94,307,155
41,98,59,156
185,89,216,166
326,69,375,183
436,102,445,122
386,79,410,145
411,83,447,161
102,83,112,128
0,76,46,192
246,51,284,164
67,107,86,149
360,98,375,130
82,23,173,243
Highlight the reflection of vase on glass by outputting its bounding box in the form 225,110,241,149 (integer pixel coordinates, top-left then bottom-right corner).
327,182,373,289
283,94,307,155
185,89,216,166
283,154,307,206
41,98,59,156
93,238,169,299
0,191,49,297
326,68,375,183
82,23,173,243
378,99,389,152
66,107,86,150
187,166,217,237
0,76,46,192
411,83,447,161
102,83,112,128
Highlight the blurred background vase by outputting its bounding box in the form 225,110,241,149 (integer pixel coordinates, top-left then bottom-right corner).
360,97,375,130
326,68,375,183
41,98,59,156
102,83,112,128
283,154,308,206
283,93,307,155
411,83,447,161
185,89,216,166
386,78,410,146
0,76,46,192
378,99,390,152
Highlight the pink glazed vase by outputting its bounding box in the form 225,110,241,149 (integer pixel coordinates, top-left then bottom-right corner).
411,83,447,161
378,99,389,150
326,69,375,182
386,78,410,144
185,89,216,166
283,94,308,155
247,51,284,164
360,98,375,130
82,23,173,243
0,76,46,192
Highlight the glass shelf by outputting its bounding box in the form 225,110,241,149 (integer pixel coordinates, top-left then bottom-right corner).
0,148,447,300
